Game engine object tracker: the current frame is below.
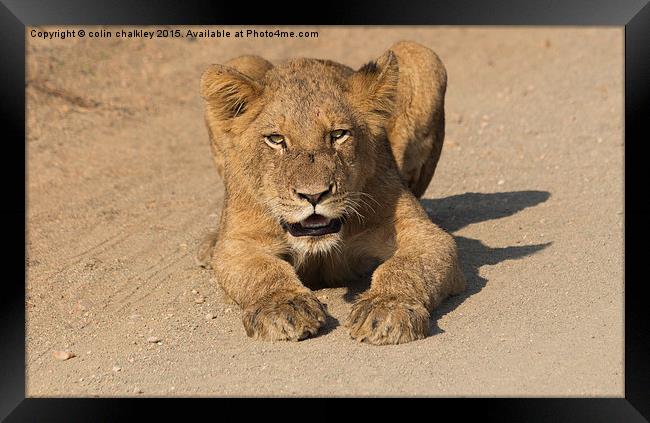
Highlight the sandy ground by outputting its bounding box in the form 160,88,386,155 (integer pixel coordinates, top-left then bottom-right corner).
25,27,624,396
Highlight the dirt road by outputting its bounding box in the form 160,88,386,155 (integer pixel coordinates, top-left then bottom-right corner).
26,27,623,396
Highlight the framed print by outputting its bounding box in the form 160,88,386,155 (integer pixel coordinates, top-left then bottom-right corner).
2,0,649,420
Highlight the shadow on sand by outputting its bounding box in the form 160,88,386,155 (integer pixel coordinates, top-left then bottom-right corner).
343,190,552,333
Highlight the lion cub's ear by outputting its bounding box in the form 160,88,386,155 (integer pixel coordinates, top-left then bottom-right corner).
348,50,399,135
201,64,263,124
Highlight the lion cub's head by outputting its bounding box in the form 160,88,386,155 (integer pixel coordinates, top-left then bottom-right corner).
201,52,398,254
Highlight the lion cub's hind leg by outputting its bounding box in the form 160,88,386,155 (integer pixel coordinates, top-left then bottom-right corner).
385,41,447,198
195,229,219,269
195,229,238,305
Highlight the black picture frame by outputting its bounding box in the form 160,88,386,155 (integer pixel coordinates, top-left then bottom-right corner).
2,0,648,420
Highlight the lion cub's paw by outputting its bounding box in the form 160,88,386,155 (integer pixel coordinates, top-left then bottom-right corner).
242,290,327,342
345,293,430,345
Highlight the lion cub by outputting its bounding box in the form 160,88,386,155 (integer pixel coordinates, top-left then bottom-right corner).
198,41,465,345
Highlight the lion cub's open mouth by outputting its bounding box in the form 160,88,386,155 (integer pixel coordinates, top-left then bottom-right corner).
283,214,343,237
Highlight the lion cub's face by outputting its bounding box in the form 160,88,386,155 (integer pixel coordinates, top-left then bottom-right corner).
250,63,376,252
202,55,399,253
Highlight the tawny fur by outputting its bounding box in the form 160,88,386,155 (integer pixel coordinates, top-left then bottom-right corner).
198,41,465,345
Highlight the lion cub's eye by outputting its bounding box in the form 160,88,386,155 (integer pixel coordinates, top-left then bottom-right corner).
264,134,286,149
330,129,350,145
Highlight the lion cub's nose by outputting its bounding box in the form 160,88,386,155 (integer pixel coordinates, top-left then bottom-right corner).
295,185,333,206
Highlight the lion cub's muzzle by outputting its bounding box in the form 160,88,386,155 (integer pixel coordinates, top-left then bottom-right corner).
281,182,343,237
282,214,343,237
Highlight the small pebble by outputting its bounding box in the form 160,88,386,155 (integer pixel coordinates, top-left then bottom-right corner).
112,366,121,372
224,307,233,314
52,350,75,361
134,387,143,394
497,179,505,185
195,297,205,304
205,313,215,320
191,289,198,294
147,336,161,343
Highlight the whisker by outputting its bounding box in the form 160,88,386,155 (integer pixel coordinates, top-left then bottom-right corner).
343,198,364,225
356,191,381,208
350,193,377,215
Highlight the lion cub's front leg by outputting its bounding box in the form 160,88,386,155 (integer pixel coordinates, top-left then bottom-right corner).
213,239,327,341
346,192,465,345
